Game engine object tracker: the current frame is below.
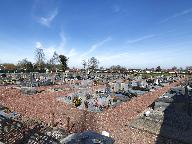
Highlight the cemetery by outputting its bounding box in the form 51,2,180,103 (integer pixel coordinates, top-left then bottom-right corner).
0,71,180,113
55,74,183,113
0,70,186,143
1,1,192,143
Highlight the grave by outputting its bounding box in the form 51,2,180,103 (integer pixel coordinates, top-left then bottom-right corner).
59,130,114,144
21,87,37,95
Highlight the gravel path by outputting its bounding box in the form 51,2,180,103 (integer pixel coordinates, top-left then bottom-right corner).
0,80,185,144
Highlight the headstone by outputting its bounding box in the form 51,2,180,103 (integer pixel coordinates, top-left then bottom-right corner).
114,83,120,92
21,87,37,95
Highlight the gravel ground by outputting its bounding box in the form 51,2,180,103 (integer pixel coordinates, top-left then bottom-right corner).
0,79,185,144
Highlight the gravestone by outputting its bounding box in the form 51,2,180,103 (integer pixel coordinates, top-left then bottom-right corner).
60,131,114,144
21,87,37,95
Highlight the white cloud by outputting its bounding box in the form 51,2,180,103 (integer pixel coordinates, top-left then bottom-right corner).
160,8,192,23
35,32,78,62
38,8,58,27
81,37,112,57
126,34,155,44
33,34,192,69
35,41,43,48
58,32,67,50
68,49,77,57
97,49,176,68
62,37,112,67
173,8,192,17
34,35,112,67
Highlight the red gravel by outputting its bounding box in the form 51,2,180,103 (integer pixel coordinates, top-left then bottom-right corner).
0,79,185,144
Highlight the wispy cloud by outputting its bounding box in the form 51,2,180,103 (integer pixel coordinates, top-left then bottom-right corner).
81,37,112,57
58,31,67,50
35,31,77,61
112,4,121,13
160,8,192,23
97,49,181,68
67,49,77,57
38,8,58,27
126,34,155,44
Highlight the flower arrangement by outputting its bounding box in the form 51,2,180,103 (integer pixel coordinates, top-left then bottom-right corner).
72,97,82,107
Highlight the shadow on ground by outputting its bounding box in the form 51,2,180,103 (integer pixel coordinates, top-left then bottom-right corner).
129,81,192,144
155,83,192,144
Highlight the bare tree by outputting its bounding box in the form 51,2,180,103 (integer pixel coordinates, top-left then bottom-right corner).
34,48,45,72
87,57,99,74
82,59,87,69
48,51,59,72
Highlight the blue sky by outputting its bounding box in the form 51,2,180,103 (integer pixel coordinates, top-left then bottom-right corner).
0,0,192,68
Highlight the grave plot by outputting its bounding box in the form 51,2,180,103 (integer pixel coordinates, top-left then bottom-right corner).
56,86,134,112
0,73,17,86
0,105,23,143
47,87,67,92
60,130,114,144
19,77,53,87
56,77,173,113
20,87,38,95
127,89,147,95
11,73,64,88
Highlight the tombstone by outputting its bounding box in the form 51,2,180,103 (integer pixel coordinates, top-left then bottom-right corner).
131,81,138,87
46,69,49,74
60,131,114,144
67,95,72,101
124,83,129,91
21,87,37,95
114,83,120,92
154,79,159,85
85,93,91,100
105,83,111,95
121,82,127,91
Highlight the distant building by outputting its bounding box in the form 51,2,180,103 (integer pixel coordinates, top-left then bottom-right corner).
144,68,154,73
167,69,178,74
128,69,142,73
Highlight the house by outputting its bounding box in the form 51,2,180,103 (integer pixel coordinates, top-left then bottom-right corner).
128,69,142,73
166,69,178,74
144,68,155,73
